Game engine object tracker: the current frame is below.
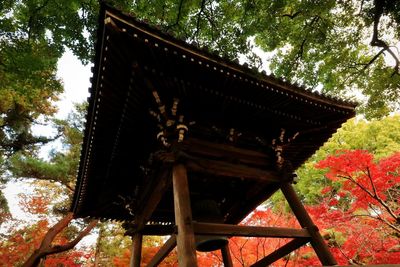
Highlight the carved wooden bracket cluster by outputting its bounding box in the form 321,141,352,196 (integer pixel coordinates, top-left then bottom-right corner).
149,90,195,147
272,128,299,169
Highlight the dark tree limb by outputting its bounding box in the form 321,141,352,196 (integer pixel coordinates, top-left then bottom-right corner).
194,0,206,39
282,11,302,19
370,0,400,75
362,48,386,70
22,212,97,267
165,0,185,30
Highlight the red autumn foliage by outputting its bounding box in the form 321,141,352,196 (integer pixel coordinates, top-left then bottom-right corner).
0,194,93,267
19,193,50,215
316,150,400,234
310,150,400,265
0,218,92,267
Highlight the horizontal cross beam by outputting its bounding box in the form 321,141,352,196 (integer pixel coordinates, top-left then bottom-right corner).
192,222,311,238
186,157,280,182
141,222,311,239
182,137,273,167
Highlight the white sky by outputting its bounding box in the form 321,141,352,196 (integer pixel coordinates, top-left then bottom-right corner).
56,49,92,119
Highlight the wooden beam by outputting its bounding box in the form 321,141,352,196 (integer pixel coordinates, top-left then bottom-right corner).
186,157,280,182
182,138,273,167
250,238,310,267
221,244,233,267
146,235,177,267
141,223,311,239
281,182,337,266
172,164,198,266
129,233,142,267
132,167,172,232
192,222,311,238
141,224,175,236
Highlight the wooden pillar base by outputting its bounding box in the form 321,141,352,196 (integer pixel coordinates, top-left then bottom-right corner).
129,233,142,267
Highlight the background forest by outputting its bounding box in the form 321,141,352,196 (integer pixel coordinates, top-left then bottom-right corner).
0,0,399,266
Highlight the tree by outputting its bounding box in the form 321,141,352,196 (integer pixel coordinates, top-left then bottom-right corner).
305,192,400,265
9,103,87,196
316,150,400,235
294,115,400,204
104,0,400,117
3,1,399,120
0,103,100,266
22,212,97,267
0,193,94,267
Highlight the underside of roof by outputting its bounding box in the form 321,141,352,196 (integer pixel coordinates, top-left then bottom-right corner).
71,4,356,224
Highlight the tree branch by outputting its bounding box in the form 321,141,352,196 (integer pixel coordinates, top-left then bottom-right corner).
165,0,184,30
362,48,385,70
282,11,302,19
370,0,400,75
46,220,97,255
368,204,400,234
22,213,98,267
339,172,399,225
194,0,206,39
364,167,399,222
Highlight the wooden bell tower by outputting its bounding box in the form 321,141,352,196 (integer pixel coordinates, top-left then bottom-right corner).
71,4,356,266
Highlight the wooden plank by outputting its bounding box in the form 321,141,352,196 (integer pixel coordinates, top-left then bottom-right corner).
221,244,233,267
129,233,142,267
192,222,311,238
250,238,310,267
281,182,337,266
172,164,198,267
146,235,177,267
186,157,280,182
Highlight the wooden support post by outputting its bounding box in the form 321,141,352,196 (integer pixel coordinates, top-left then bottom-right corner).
250,238,310,267
129,233,142,267
221,244,233,267
280,182,337,266
172,164,198,267
147,235,177,267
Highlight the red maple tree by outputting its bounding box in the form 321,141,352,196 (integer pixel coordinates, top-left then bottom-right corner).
308,150,400,265
0,193,95,267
